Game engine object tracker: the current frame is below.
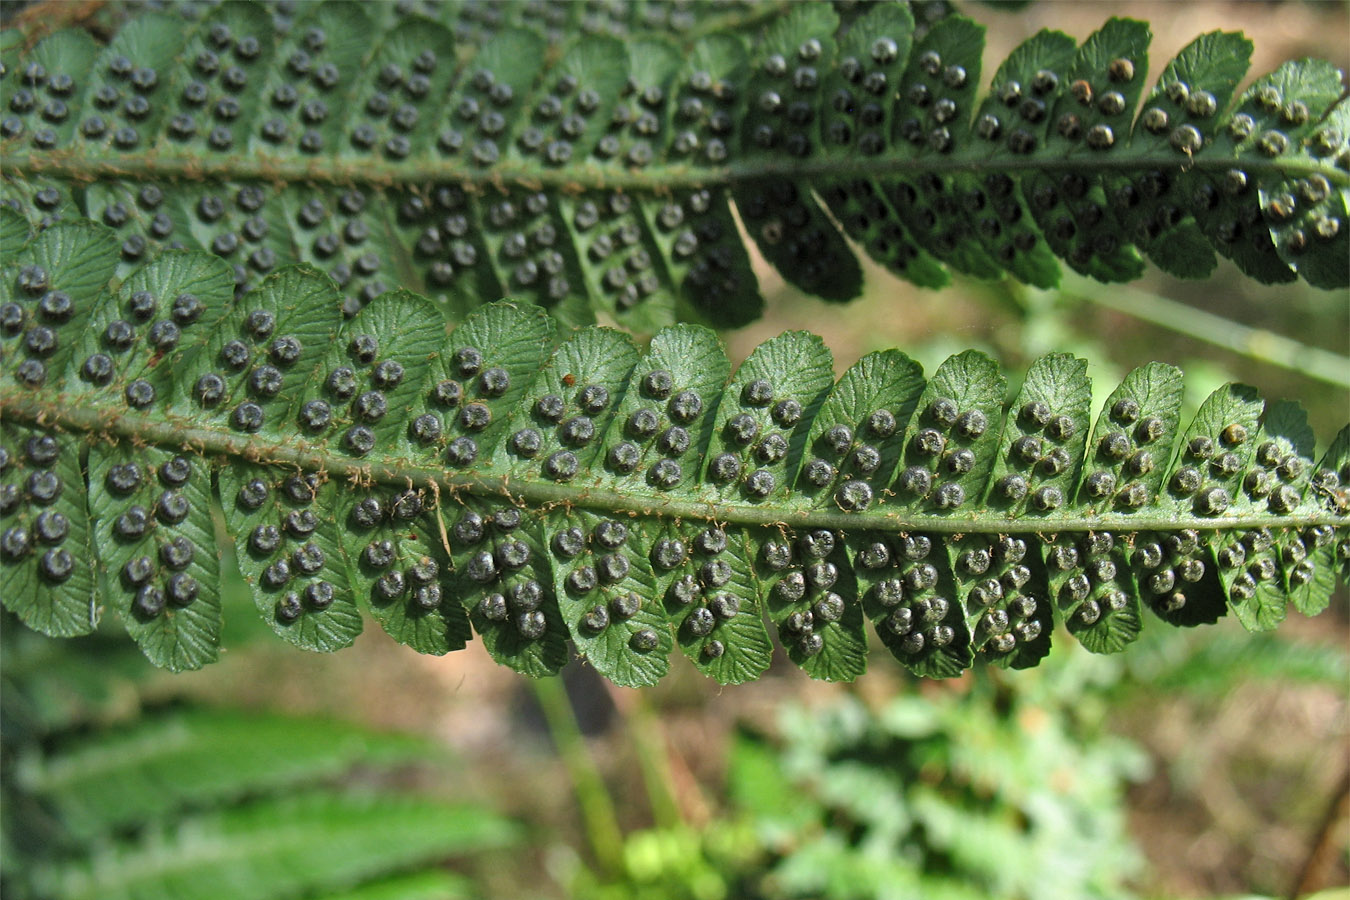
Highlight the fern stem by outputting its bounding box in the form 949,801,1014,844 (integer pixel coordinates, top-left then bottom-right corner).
1289,765,1350,900
1063,275,1350,390
3,392,1338,536
529,675,626,880
8,150,1346,193
615,690,684,832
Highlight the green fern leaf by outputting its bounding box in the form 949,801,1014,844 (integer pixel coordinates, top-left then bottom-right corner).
2,232,1344,682
1,1,1344,337
30,790,516,900
17,707,439,840
320,871,474,900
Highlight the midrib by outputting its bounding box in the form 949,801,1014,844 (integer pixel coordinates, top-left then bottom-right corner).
5,148,1346,192
3,389,1339,537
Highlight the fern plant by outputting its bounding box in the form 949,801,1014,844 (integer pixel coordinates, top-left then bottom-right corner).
1,219,1345,684
0,1,1346,686
1,658,517,900
10,712,513,900
0,0,1345,336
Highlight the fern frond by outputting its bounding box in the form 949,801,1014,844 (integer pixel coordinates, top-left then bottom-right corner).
1,232,1344,683
16,707,439,839
4,696,513,900
30,791,510,900
0,1,1344,335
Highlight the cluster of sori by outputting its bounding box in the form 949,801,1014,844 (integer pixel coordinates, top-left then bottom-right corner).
893,398,990,510
96,451,205,620
0,435,80,592
234,471,336,621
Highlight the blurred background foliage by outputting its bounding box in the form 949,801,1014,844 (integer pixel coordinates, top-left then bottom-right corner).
3,0,1348,897
3,572,1345,899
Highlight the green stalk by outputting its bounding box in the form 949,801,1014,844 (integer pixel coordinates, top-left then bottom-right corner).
529,675,625,880
623,692,684,831
9,148,1345,192
1062,275,1350,390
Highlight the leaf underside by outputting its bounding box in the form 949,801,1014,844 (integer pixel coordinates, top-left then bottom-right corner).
0,0,1345,338
1,228,1345,684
